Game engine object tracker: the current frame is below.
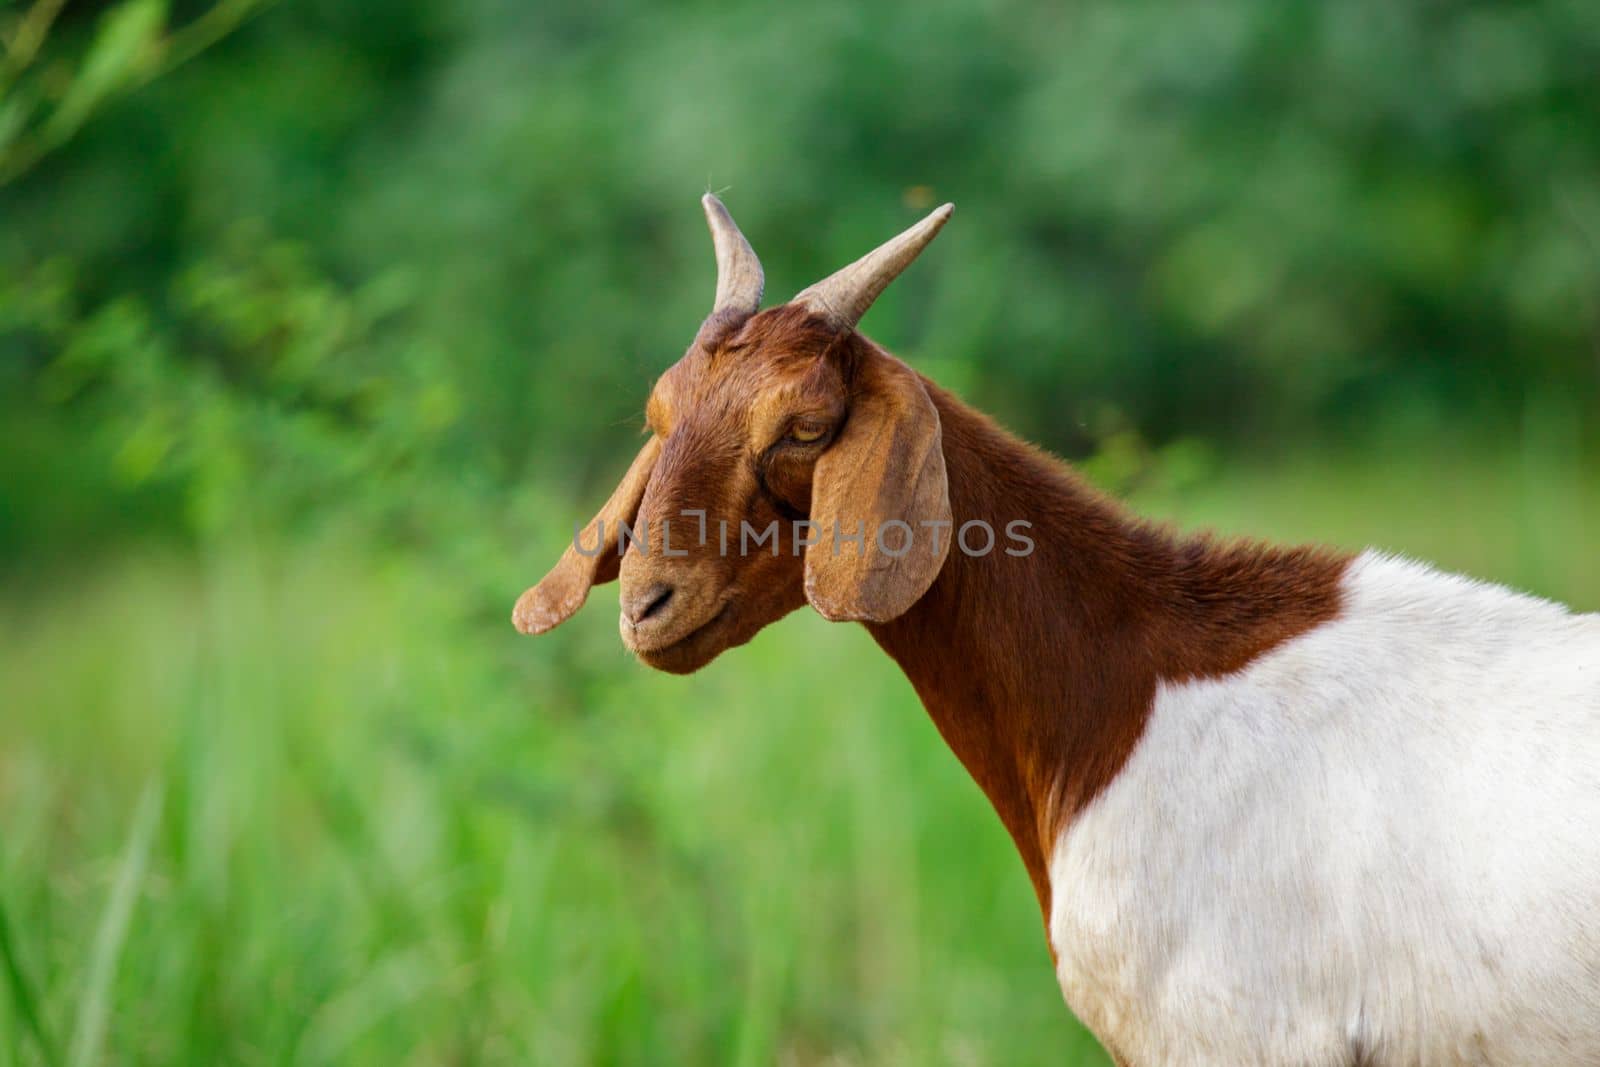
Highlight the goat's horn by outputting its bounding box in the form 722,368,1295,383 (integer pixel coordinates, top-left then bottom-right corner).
702,193,764,316
793,203,953,331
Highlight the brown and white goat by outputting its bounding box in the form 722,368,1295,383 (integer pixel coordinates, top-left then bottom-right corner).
514,195,1600,1067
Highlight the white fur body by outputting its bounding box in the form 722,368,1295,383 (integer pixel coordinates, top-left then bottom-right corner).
1048,552,1600,1066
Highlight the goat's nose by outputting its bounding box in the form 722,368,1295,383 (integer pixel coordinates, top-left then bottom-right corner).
621,582,675,626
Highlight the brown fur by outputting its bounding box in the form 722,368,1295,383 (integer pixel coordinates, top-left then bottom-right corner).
516,302,1352,926
864,370,1351,917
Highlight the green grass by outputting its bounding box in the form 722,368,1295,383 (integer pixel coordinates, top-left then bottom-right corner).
1,445,1595,1066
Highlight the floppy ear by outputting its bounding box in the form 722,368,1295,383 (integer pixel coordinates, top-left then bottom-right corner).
805,357,951,623
513,435,661,635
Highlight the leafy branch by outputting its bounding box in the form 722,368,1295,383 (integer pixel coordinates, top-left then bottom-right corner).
0,0,273,185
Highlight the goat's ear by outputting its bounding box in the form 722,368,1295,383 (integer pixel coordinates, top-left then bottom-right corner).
805,357,951,622
513,435,661,635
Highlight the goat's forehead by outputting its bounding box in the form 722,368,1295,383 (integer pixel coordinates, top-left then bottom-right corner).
652,342,835,416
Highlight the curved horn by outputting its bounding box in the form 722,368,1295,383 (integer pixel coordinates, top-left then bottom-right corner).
793,203,953,331
702,193,764,316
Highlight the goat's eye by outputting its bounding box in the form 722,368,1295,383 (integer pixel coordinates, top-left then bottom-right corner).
786,421,829,445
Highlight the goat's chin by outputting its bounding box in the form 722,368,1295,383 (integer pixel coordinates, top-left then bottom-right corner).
628,601,783,675
625,591,805,675
630,613,741,674
633,639,726,675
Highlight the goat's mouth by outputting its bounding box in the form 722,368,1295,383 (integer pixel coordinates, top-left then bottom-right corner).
624,601,733,674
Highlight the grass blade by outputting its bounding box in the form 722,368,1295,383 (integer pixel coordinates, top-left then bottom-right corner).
0,883,59,1067
66,783,162,1067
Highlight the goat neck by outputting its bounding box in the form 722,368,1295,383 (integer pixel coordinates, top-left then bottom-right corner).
864,375,1351,919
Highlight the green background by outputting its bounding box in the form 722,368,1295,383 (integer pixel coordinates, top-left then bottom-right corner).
1,1,1597,1063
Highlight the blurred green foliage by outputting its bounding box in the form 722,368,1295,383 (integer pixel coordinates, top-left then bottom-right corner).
3,0,1598,552
1,0,1598,1063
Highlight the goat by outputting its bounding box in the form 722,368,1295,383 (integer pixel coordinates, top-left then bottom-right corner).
513,195,1600,1066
